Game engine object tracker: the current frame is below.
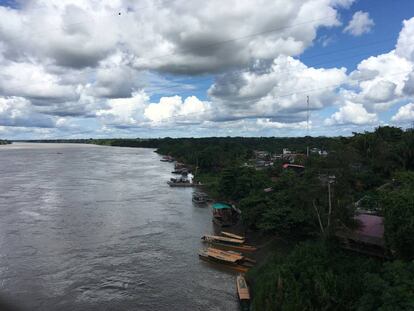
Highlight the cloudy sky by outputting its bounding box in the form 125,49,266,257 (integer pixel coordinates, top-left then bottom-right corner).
0,0,413,139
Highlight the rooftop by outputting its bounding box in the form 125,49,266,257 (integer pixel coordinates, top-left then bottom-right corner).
355,214,384,239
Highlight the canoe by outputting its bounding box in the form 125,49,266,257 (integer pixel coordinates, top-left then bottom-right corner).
205,248,255,265
202,234,245,244
199,252,249,273
237,275,251,311
221,231,245,240
202,240,257,253
198,247,252,273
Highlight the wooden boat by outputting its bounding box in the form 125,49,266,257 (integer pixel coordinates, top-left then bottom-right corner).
167,180,197,187
236,275,251,311
192,192,208,204
198,247,254,273
212,202,238,227
221,231,245,240
202,240,257,253
168,175,200,187
202,234,245,244
174,162,186,169
160,155,174,162
172,168,189,174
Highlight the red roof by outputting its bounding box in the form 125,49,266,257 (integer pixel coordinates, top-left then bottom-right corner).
355,214,384,239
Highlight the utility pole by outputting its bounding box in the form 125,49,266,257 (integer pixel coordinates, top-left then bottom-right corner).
306,96,310,157
327,175,336,231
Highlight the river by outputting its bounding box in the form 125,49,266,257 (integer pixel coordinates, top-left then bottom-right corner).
0,143,238,311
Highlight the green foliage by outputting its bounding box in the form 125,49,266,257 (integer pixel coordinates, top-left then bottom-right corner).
218,166,269,201
348,127,414,178
238,195,269,229
239,169,355,238
381,172,414,259
357,261,414,310
249,241,379,311
257,171,318,236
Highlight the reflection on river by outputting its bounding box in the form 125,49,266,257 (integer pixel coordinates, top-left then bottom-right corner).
0,143,238,311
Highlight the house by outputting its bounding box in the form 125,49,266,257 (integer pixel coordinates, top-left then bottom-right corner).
310,147,320,154
282,148,291,155
253,150,270,160
310,147,328,156
336,213,387,258
282,163,305,174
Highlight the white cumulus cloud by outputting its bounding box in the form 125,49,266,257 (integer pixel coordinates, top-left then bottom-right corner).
325,101,378,125
344,11,375,36
0,96,55,128
392,103,414,123
209,55,347,122
144,95,210,124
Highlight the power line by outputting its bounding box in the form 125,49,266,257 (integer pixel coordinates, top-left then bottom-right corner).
4,11,337,54
300,36,396,61
142,70,413,123
2,34,413,98
2,2,167,39
142,14,338,63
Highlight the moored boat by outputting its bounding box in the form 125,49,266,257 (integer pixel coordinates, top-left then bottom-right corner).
202,234,246,244
192,192,208,204
236,275,251,311
168,174,200,187
211,202,239,227
202,240,257,253
221,231,245,240
160,155,174,162
167,180,198,187
198,247,254,273
172,168,189,174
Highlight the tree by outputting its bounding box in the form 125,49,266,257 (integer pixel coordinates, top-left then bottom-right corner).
357,261,414,310
382,172,414,259
249,242,378,311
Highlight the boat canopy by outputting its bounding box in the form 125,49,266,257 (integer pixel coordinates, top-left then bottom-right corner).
212,202,232,209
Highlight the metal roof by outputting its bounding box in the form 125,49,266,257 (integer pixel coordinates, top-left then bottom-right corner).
212,202,232,209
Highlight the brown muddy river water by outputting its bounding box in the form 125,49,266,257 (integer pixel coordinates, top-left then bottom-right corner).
0,143,238,311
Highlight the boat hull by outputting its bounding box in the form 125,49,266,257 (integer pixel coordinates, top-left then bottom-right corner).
203,241,257,253
167,182,197,187
198,254,249,273
212,217,233,227
192,199,207,204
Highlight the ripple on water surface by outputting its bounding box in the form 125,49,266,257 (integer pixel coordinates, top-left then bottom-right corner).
0,143,238,311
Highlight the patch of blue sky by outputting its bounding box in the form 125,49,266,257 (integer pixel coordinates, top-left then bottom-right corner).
0,0,19,9
301,0,414,71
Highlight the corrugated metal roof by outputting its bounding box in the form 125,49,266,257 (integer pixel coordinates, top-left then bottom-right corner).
355,214,384,239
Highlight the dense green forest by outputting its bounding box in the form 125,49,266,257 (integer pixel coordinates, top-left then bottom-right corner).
0,139,10,145
22,126,414,309
135,127,414,310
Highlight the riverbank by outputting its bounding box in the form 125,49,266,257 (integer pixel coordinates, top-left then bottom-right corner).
150,128,414,310
11,127,414,309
